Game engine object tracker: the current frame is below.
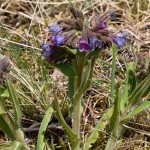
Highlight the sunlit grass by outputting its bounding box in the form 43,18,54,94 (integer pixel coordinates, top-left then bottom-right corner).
0,0,150,149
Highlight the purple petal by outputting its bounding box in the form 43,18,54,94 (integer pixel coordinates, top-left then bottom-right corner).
48,25,62,35
78,39,90,52
42,43,53,59
89,37,102,50
113,33,127,49
51,35,65,46
99,22,106,29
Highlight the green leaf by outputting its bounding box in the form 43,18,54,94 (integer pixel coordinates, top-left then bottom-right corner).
128,74,150,106
0,108,24,144
0,114,16,141
121,101,150,123
75,59,94,97
120,61,135,113
120,79,128,113
80,60,92,92
7,81,22,126
127,62,136,94
110,44,118,105
53,63,76,77
84,108,113,150
53,99,78,145
128,70,136,94
86,48,101,60
1,88,9,97
110,84,121,138
37,107,53,150
62,46,77,55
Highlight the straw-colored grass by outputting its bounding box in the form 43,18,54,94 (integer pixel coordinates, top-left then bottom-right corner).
0,0,150,149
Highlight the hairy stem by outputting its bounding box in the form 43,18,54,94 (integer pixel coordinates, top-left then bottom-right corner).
72,94,82,150
72,55,85,149
73,92,82,135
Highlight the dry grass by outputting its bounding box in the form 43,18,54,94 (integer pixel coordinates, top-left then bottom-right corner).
0,0,150,149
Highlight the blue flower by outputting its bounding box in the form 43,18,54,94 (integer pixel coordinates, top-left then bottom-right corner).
51,35,65,46
89,37,102,50
48,25,62,35
78,39,90,52
42,43,53,59
99,22,106,29
113,33,127,49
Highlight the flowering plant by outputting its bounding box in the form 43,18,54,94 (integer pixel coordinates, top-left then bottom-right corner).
42,7,129,150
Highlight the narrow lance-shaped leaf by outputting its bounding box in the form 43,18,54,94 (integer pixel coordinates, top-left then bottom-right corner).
120,78,128,113
120,62,135,112
84,108,113,150
53,98,78,145
110,84,121,138
121,101,150,124
128,74,150,106
0,113,16,141
128,70,136,93
75,58,94,98
105,85,122,150
7,80,22,126
37,107,53,150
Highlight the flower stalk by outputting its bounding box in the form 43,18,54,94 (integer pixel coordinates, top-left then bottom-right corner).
72,54,85,149
72,93,82,149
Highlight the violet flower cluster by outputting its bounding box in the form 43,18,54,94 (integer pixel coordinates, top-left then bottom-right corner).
42,7,127,62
